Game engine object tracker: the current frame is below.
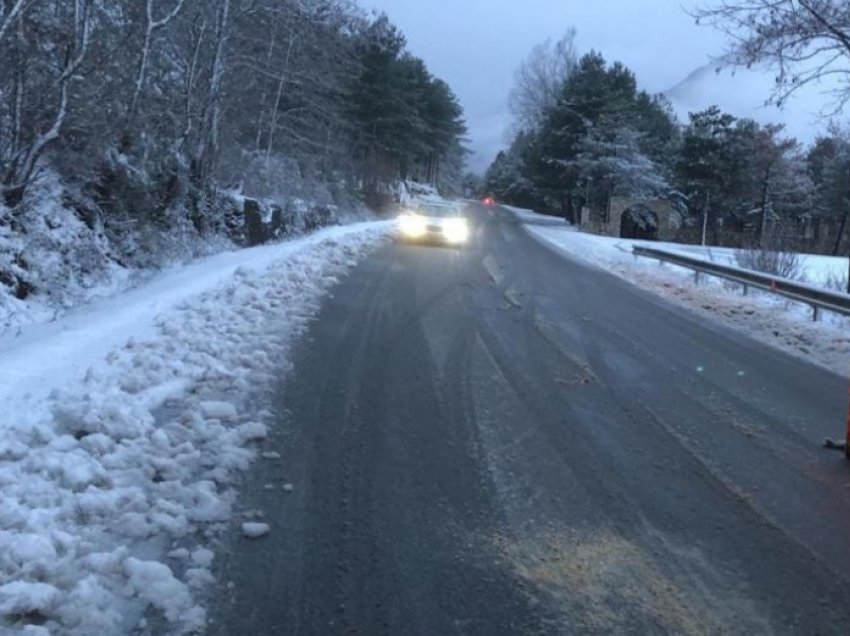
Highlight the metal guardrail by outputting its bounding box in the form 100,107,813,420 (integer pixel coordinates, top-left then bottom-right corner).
632,246,850,321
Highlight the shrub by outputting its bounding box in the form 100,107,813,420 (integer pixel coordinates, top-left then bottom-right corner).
825,268,849,294
735,243,805,281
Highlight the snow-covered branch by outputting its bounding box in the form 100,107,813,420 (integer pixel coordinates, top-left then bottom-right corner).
692,0,850,109
0,0,27,46
128,0,187,124
2,0,92,206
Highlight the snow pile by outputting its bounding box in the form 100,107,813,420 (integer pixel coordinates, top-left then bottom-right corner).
514,211,850,375
0,221,390,634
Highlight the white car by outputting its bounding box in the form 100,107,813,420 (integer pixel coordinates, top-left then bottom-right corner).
398,203,470,246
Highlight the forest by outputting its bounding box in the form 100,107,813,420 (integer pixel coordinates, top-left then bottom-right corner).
0,0,467,310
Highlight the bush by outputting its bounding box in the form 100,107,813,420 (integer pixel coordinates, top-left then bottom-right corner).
825,268,849,294
735,242,805,281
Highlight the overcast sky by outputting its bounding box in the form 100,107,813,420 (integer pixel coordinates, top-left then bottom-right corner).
367,0,834,174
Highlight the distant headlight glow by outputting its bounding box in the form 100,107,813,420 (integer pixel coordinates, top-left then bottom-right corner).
442,218,469,243
399,214,427,238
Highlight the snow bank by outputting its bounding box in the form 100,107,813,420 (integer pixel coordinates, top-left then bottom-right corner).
502,205,566,225
517,217,850,375
505,206,849,292
0,221,391,634
621,242,848,291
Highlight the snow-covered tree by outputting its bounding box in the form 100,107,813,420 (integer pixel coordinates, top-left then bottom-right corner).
574,126,669,203
808,125,850,255
1,0,93,207
0,0,468,306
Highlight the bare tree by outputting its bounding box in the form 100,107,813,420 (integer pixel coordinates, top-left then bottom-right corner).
692,0,850,289
128,0,187,125
2,0,92,207
508,29,578,132
193,0,231,186
750,123,799,243
692,0,850,109
0,0,28,46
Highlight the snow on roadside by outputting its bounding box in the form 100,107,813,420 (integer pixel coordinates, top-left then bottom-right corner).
0,221,391,635
501,205,565,226
508,208,850,376
613,239,847,291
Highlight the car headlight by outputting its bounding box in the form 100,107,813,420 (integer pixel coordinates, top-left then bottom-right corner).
399,214,427,238
442,218,469,243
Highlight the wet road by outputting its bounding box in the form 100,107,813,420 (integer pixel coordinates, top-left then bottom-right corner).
210,205,850,635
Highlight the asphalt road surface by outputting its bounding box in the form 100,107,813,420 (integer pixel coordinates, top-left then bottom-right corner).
210,204,850,635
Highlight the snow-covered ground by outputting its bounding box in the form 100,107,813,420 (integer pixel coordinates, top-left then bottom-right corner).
0,221,391,635
505,206,850,376
502,205,565,226
631,242,847,291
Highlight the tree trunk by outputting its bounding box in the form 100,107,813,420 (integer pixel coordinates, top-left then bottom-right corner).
0,0,26,46
833,166,850,264
179,16,206,150
10,11,24,158
193,0,230,187
3,0,90,207
254,19,279,152
266,34,295,164
834,209,849,257
127,0,186,137
759,165,772,247
701,192,711,247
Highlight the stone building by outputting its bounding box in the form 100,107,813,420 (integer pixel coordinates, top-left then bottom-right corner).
580,197,683,241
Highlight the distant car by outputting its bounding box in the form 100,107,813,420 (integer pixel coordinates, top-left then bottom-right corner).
398,202,470,246
482,196,495,206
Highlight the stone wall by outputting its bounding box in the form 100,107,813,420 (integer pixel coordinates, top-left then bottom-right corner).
580,197,681,241
609,197,681,240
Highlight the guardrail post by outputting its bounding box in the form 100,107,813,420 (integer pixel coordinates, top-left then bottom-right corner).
694,271,701,286
813,305,820,322
742,284,748,296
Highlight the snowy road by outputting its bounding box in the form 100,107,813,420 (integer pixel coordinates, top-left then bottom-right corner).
211,205,850,635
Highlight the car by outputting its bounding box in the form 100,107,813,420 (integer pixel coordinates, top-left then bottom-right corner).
482,196,495,205
397,202,470,246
